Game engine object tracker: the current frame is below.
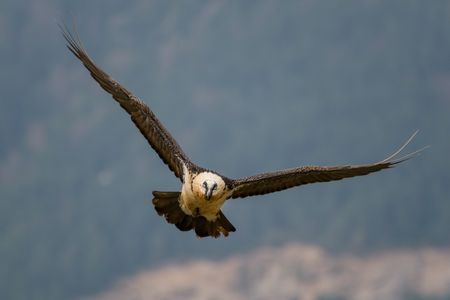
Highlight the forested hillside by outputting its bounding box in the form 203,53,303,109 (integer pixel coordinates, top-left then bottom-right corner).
1,1,449,299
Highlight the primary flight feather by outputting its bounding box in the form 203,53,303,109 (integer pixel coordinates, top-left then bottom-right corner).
61,26,424,238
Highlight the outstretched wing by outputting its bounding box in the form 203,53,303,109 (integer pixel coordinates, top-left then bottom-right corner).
61,26,196,180
230,132,425,199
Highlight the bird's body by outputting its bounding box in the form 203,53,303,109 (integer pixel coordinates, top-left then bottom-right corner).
180,168,230,221
61,26,425,238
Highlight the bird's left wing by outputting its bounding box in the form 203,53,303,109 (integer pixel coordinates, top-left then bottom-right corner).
61,26,196,180
230,132,425,199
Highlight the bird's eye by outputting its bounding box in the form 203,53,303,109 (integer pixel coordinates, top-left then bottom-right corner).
202,181,208,188
212,183,218,191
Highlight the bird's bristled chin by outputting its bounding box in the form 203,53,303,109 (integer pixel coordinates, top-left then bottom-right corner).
204,185,213,200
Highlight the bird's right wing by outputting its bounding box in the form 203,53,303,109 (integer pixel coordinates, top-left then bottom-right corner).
61,26,196,180
230,132,426,199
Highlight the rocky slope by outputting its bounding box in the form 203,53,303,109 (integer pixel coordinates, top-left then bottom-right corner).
87,243,450,300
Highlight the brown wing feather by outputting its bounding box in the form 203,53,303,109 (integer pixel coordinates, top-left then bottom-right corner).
230,132,425,199
60,26,196,180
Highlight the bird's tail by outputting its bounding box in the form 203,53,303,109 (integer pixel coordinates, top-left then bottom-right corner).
152,191,192,231
152,191,236,238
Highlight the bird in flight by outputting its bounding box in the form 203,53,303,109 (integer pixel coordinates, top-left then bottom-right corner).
61,26,424,238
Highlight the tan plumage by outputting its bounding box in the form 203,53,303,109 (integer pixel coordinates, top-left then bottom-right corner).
61,25,425,238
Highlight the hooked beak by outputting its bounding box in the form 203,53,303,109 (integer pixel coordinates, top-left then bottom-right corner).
205,188,213,200
202,181,217,201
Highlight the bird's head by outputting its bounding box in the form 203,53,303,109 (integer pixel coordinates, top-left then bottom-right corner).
192,172,226,201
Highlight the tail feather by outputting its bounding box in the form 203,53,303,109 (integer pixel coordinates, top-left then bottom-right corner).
175,215,194,232
152,191,194,232
218,211,236,234
152,191,236,238
193,217,209,237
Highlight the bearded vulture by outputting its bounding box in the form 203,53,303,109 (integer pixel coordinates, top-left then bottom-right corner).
61,26,424,238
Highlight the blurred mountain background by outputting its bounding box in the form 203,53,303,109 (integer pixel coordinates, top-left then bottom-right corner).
1,0,449,299
87,243,450,300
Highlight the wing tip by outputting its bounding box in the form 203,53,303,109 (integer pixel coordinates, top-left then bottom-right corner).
58,21,86,59
379,130,428,165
